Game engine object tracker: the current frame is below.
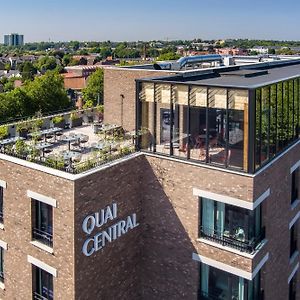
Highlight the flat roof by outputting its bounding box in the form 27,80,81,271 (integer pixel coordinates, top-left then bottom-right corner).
141,60,300,89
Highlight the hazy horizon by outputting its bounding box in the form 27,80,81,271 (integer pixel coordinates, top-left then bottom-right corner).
1,0,300,43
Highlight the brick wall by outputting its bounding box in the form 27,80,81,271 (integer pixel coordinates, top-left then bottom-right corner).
0,159,75,300
103,68,173,131
253,143,300,300
74,156,145,299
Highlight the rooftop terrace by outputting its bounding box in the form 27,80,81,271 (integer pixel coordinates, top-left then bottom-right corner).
0,110,137,174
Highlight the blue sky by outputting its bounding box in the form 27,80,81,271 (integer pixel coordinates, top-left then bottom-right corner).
1,0,300,42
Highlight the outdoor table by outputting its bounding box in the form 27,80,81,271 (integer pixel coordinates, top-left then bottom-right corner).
62,150,82,167
0,136,25,150
62,150,82,161
60,136,78,150
101,124,121,138
34,142,52,157
28,131,43,139
92,141,117,153
42,127,63,141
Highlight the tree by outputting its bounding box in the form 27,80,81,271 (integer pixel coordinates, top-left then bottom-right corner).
35,56,61,73
100,47,112,59
19,61,37,81
82,69,103,106
157,52,180,61
69,41,80,51
268,48,276,55
25,71,71,113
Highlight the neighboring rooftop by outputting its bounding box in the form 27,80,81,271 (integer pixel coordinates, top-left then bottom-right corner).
141,59,300,89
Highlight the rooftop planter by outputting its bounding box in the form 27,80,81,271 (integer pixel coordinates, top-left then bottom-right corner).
52,116,65,129
16,122,30,138
70,112,83,128
0,126,9,140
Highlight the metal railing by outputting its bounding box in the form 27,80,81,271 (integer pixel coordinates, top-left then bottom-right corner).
33,291,52,300
0,271,4,283
32,228,53,247
200,226,265,254
199,289,264,300
0,147,136,174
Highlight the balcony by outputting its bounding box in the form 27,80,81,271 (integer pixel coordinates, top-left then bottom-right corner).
33,292,52,300
200,226,265,254
32,228,53,248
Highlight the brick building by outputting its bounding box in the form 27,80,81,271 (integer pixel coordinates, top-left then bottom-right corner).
0,59,299,299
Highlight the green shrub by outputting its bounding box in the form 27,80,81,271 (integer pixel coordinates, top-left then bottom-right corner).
15,140,27,155
53,115,64,124
70,112,80,120
0,126,8,139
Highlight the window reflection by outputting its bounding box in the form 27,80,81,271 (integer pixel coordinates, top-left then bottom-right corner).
255,78,300,171
200,198,263,253
200,264,261,300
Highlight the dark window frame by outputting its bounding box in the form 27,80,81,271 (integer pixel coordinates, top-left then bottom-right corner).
32,266,53,300
289,271,297,300
290,222,298,258
32,199,53,248
291,168,299,204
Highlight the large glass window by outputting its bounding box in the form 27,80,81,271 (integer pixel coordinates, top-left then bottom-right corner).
289,271,297,300
200,263,261,300
189,87,207,162
291,168,299,204
200,198,263,253
33,266,53,300
290,221,298,257
255,79,300,171
32,200,53,247
138,83,248,171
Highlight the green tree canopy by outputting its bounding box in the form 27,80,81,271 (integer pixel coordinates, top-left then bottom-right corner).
0,71,71,123
35,56,62,73
19,61,37,81
82,69,103,106
157,52,180,61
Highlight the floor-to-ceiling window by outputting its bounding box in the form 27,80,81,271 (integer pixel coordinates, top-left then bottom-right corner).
199,263,261,300
200,198,264,253
138,82,249,172
255,78,300,171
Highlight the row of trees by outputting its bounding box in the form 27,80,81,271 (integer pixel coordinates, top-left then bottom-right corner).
0,71,71,123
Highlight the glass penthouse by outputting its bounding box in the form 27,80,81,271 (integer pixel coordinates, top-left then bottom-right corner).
136,60,300,174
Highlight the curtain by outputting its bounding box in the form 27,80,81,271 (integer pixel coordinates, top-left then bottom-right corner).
202,198,215,235
201,263,209,295
216,202,225,236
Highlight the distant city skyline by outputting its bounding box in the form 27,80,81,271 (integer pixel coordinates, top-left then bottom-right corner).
1,0,300,43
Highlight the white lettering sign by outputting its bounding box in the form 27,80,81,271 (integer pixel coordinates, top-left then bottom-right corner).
82,203,139,256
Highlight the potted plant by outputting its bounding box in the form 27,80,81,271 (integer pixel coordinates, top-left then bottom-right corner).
16,122,30,138
15,140,28,156
95,104,104,122
52,115,65,129
70,112,83,128
0,126,9,140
